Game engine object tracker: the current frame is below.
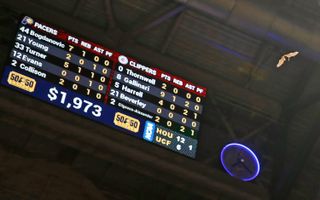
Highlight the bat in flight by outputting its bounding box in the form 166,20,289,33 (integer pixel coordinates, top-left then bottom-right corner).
276,51,299,68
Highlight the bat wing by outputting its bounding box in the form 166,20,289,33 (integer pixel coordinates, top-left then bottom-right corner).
285,51,299,58
277,56,286,68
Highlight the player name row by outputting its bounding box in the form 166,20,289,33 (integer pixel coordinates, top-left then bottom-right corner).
20,24,206,97
11,39,203,113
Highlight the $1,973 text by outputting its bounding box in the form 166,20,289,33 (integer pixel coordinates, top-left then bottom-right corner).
47,87,102,117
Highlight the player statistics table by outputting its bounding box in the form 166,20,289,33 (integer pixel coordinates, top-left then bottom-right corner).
0,16,207,158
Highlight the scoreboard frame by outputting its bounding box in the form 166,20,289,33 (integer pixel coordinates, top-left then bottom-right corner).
0,15,207,159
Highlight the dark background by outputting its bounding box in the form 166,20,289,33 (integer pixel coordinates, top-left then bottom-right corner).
1,0,320,199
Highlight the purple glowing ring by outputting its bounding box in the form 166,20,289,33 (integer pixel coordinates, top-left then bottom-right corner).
220,143,260,181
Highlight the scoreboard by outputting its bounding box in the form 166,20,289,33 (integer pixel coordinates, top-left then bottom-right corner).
0,16,207,158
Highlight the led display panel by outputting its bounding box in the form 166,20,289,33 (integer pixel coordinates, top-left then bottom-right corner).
0,16,207,158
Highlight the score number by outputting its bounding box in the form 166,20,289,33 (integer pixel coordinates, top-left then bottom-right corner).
176,135,193,151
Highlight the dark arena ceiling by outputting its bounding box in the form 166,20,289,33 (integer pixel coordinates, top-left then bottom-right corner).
1,0,320,199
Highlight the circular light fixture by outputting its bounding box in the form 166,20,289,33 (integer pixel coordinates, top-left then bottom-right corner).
220,143,260,181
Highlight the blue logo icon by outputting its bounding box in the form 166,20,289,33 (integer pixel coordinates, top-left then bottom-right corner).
143,121,155,142
21,16,34,25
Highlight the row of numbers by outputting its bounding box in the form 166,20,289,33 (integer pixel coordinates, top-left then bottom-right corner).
65,52,111,67
62,60,109,83
159,90,201,112
154,115,196,138
58,77,103,100
158,99,199,120
67,45,112,67
154,106,198,128
59,68,107,93
161,82,202,103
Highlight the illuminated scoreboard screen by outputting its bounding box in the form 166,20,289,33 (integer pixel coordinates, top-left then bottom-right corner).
0,16,207,158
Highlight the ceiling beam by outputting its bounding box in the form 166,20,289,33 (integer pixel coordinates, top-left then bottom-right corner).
208,94,237,139
118,4,186,46
271,65,318,199
313,181,320,200
272,117,320,200
161,11,185,54
104,0,116,30
240,121,273,142
72,0,86,17
288,92,320,113
244,43,276,88
175,0,320,64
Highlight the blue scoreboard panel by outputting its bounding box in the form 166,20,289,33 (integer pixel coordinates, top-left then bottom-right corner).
0,16,207,158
